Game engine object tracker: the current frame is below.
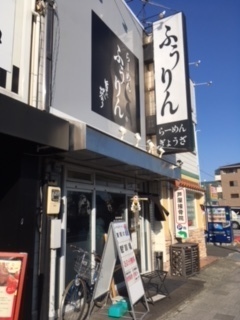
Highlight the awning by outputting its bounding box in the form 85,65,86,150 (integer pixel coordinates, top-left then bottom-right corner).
65,121,181,181
0,93,181,182
149,195,169,221
173,179,205,192
0,93,69,151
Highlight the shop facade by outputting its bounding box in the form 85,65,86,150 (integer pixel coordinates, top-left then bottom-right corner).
0,1,206,319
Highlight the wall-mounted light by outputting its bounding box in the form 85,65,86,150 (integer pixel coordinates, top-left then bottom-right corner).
159,10,166,19
193,81,213,87
157,146,165,158
147,139,155,154
119,126,127,140
176,160,183,167
189,60,201,67
135,133,141,147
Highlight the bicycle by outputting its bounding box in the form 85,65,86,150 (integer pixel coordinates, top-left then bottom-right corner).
59,245,109,320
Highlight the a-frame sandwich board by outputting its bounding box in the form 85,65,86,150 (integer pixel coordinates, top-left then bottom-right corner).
89,221,149,320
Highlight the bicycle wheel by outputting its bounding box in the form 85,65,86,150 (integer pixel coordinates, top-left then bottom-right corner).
60,278,87,320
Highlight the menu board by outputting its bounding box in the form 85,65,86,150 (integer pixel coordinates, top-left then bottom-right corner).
93,221,145,306
112,222,144,305
0,252,27,320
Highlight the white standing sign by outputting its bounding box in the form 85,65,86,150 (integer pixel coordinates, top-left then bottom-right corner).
92,221,148,319
112,221,144,305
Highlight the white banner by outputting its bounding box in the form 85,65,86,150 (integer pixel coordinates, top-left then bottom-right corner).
153,12,188,124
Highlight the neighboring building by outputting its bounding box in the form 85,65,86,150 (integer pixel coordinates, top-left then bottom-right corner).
201,180,222,206
201,163,240,210
215,163,240,210
201,163,240,230
0,1,206,319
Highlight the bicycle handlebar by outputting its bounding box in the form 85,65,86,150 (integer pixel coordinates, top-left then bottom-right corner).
69,244,101,262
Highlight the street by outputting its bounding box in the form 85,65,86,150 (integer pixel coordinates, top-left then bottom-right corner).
157,243,240,320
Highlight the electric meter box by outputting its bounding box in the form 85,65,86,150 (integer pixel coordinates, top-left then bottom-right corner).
46,186,61,214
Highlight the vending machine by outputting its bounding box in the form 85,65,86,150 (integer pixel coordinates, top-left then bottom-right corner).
206,206,233,243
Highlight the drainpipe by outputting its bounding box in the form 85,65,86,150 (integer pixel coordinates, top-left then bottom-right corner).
49,245,57,320
33,0,55,111
58,196,67,312
29,11,40,107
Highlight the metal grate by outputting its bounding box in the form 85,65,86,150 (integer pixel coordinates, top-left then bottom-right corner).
170,243,200,277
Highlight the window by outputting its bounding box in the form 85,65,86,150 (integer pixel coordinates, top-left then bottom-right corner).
67,170,92,183
231,194,239,199
11,65,19,93
96,174,124,188
0,68,7,88
229,181,238,187
186,192,197,227
222,168,238,174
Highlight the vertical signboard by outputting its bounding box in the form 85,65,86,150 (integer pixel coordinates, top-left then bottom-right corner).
91,11,140,133
0,0,16,71
174,189,189,239
206,206,233,243
0,252,27,320
153,13,194,152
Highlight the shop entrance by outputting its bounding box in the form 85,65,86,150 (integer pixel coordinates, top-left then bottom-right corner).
64,188,127,284
61,170,152,294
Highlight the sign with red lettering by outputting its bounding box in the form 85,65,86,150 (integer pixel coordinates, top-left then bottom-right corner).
112,222,144,305
0,252,27,320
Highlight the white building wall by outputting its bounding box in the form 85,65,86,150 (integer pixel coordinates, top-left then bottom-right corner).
177,151,200,178
0,0,35,103
51,0,147,149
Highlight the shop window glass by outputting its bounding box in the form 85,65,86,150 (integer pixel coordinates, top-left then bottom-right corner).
186,192,196,227
96,191,125,255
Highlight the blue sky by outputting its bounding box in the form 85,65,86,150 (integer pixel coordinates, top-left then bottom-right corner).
126,0,240,181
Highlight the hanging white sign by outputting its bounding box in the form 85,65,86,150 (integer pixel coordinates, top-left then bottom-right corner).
153,12,194,152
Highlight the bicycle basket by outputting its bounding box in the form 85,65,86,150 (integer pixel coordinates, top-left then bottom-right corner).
74,251,98,281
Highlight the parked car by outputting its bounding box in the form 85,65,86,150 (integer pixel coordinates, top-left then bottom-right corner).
231,210,240,229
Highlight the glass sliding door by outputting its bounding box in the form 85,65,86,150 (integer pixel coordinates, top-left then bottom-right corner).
65,190,92,284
